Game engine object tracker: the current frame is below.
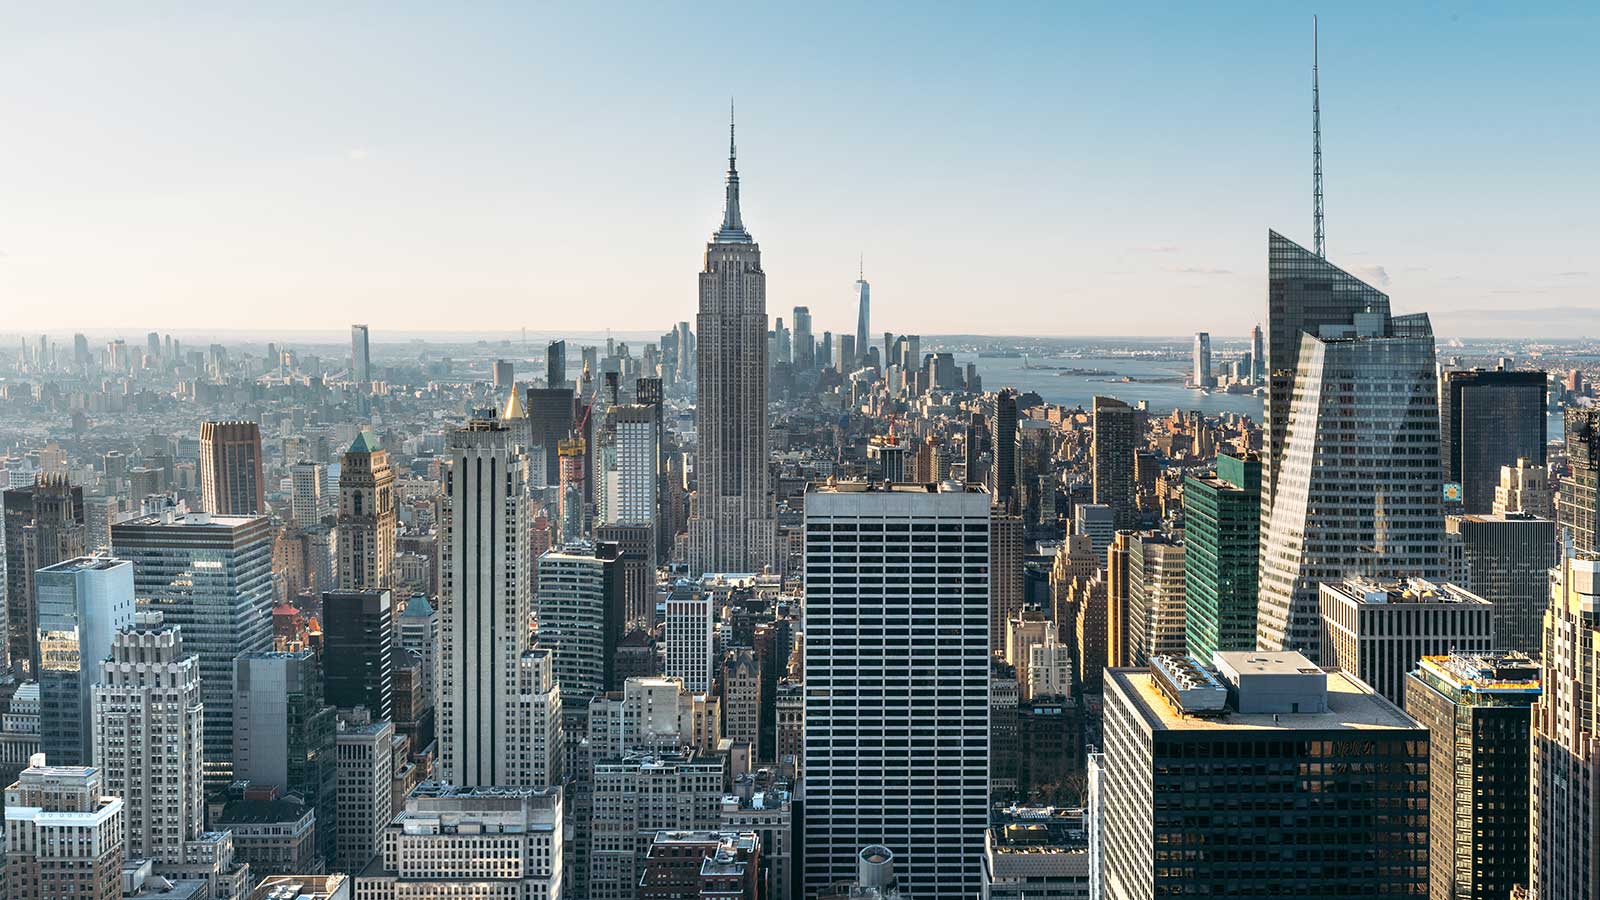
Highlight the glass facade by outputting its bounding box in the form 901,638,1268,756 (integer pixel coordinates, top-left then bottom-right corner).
1183,452,1261,660
1439,370,1547,514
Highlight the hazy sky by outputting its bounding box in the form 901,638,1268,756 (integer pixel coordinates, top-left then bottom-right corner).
2,3,1596,339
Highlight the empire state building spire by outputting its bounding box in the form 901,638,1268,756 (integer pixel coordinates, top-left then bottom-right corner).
716,101,752,243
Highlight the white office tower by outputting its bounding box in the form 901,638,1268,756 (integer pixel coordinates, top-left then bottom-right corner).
92,624,251,900
688,114,775,576
534,543,622,727
439,419,531,787
803,482,991,898
1257,309,1444,657
335,719,394,873
3,760,125,900
589,751,725,899
506,647,564,789
289,461,328,528
354,783,563,900
664,583,715,693
597,404,658,527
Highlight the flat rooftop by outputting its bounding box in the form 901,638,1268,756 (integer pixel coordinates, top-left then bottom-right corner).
807,479,987,494
1321,577,1489,606
37,556,127,574
1110,668,1420,734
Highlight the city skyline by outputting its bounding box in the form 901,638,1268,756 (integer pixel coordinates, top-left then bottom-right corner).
3,5,1598,337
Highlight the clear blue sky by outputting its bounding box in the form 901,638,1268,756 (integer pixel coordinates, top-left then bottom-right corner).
2,3,1596,339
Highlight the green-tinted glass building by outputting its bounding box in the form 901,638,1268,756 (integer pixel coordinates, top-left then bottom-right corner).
1182,451,1260,659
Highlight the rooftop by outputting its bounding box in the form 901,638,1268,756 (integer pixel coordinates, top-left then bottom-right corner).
807,479,986,494
1110,666,1420,734
37,556,127,574
1416,652,1541,695
1321,577,1490,606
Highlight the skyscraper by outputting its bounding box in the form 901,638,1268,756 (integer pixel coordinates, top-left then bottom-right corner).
1439,368,1547,513
1558,405,1600,553
803,482,990,898
792,305,814,370
854,262,870,367
320,589,394,718
1092,396,1138,530
1317,577,1494,707
1263,230,1391,526
534,542,625,723
113,510,274,784
1447,512,1558,654
986,388,1019,509
1192,332,1213,387
597,404,659,528
351,323,371,384
1100,653,1429,898
1182,451,1261,659
547,338,567,388
289,460,329,528
688,113,774,575
1250,323,1264,384
233,650,338,868
36,557,134,765
1257,284,1444,657
665,582,715,694
1405,651,1539,900
1127,532,1186,663
3,761,125,900
336,430,396,591
439,419,531,787
3,475,86,678
1527,552,1600,900
199,420,265,516
1493,457,1554,519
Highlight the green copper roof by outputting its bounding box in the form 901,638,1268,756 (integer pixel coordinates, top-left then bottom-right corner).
348,430,380,454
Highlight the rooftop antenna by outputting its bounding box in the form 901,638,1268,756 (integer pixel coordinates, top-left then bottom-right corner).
1312,15,1325,258
858,252,863,280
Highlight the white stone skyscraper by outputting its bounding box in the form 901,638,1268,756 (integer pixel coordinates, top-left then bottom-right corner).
439,418,532,787
688,111,774,575
1257,302,1444,656
802,481,991,899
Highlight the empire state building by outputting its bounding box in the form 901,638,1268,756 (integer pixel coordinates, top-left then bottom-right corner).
688,113,774,575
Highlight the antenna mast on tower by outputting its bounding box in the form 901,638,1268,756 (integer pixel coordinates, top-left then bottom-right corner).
1312,15,1325,258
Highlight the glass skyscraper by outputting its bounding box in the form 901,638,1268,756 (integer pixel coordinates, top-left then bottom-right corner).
1439,368,1547,513
1182,451,1260,660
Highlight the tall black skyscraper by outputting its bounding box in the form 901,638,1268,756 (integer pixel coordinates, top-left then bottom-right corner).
321,589,394,719
546,339,567,388
987,388,1018,509
526,386,576,486
1440,368,1547,513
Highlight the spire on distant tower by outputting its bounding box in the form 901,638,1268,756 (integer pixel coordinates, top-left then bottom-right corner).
716,99,751,243
1312,15,1324,258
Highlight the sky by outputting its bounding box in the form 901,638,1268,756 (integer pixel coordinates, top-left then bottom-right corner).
1,3,1597,340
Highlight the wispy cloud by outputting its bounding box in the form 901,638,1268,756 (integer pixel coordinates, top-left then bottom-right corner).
1451,305,1598,320
1354,265,1391,287
1554,271,1589,278
1490,288,1550,295
1133,245,1180,254
347,148,372,161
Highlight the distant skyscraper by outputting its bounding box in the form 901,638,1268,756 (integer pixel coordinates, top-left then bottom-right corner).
1127,532,1186,664
35,557,133,767
1182,452,1260,660
492,358,514,390
1101,653,1429,898
1405,651,1539,900
547,338,567,388
1493,457,1554,519
688,113,774,575
321,589,394,719
986,388,1019,509
989,511,1025,655
803,482,989,898
597,405,659,528
336,431,396,591
1250,323,1264,384
1192,332,1213,387
1257,282,1443,656
854,262,870,367
113,511,273,784
199,421,265,516
290,460,328,528
1440,368,1547,512
1528,552,1600,900
1105,530,1136,668
333,719,394,872
527,386,577,486
439,419,530,787
792,306,814,370
351,324,370,384
1091,397,1138,530
3,475,86,678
